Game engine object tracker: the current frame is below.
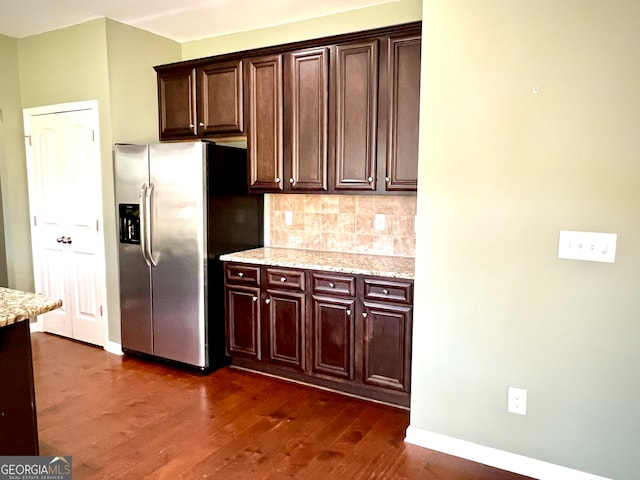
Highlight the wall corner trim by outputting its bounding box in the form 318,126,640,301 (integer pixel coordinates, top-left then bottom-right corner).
404,425,611,480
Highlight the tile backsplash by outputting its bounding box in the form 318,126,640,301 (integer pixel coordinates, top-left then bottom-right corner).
267,194,416,257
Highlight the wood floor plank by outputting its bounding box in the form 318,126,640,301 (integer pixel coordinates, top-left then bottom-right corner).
32,332,533,480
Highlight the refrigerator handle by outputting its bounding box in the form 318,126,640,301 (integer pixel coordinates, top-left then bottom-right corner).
139,184,152,267
145,183,158,267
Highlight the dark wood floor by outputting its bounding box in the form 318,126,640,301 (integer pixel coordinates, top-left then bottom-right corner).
31,332,533,479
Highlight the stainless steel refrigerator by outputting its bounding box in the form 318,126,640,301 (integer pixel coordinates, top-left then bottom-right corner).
114,141,263,370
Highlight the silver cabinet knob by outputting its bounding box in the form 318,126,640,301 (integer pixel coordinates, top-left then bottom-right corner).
346,309,351,316
382,289,389,295
289,177,294,184
368,176,374,183
238,272,244,277
265,298,271,304
329,282,335,288
252,296,258,302
275,177,281,183
280,277,287,282
190,124,195,128
199,122,205,127
362,312,368,318
385,177,391,182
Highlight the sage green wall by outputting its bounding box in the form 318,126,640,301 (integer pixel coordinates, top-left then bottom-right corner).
412,1,639,479
0,34,20,288
105,18,181,144
181,0,421,59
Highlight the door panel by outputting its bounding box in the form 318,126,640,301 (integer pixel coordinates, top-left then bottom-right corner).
26,105,105,347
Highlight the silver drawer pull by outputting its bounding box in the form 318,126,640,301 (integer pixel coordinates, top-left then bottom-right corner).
362,312,368,318
280,277,287,282
382,289,389,295
252,296,258,302
265,298,271,304
238,272,244,277
329,282,335,288
346,309,351,316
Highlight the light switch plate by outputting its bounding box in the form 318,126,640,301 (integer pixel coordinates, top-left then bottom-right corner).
558,230,617,263
284,211,293,226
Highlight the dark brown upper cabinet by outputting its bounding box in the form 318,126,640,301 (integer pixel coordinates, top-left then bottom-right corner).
197,60,244,135
283,47,330,192
331,39,379,192
157,66,198,139
245,54,284,192
155,22,421,194
156,60,243,140
381,34,421,192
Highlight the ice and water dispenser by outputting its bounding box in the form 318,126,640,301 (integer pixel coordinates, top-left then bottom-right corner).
119,203,140,245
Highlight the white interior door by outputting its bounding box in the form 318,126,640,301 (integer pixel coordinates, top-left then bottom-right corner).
24,102,106,347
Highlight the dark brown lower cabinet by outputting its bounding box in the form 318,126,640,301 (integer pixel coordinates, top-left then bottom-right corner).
226,285,261,360
311,295,356,380
265,289,306,371
362,301,412,392
224,263,413,407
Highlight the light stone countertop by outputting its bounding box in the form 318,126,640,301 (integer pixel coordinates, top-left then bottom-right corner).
0,287,63,328
220,247,415,279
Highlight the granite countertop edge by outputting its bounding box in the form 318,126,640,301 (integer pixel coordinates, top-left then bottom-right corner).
0,287,63,329
220,247,415,280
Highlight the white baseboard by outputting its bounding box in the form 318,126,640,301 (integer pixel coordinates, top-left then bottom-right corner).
104,340,123,356
404,425,611,480
29,320,43,333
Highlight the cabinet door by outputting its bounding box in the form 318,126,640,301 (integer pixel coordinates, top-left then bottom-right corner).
362,301,412,393
331,40,378,191
197,60,244,135
264,290,306,371
384,35,421,191
226,285,261,360
311,295,356,380
245,55,284,191
284,47,329,191
157,67,197,139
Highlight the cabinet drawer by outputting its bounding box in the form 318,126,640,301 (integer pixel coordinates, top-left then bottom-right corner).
266,268,305,290
363,278,413,304
225,264,260,285
311,273,356,297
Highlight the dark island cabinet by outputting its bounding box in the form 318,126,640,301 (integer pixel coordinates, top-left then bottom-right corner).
223,262,413,407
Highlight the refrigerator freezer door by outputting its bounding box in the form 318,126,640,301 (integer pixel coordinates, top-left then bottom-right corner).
114,144,153,355
149,142,208,368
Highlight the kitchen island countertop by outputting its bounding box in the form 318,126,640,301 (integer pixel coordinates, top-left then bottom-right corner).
0,287,63,328
220,247,415,279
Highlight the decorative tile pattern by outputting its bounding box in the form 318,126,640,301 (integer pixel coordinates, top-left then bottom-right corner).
0,288,63,328
269,194,416,257
220,247,415,279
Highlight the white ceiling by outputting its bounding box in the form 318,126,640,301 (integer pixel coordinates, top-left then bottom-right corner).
0,0,397,43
